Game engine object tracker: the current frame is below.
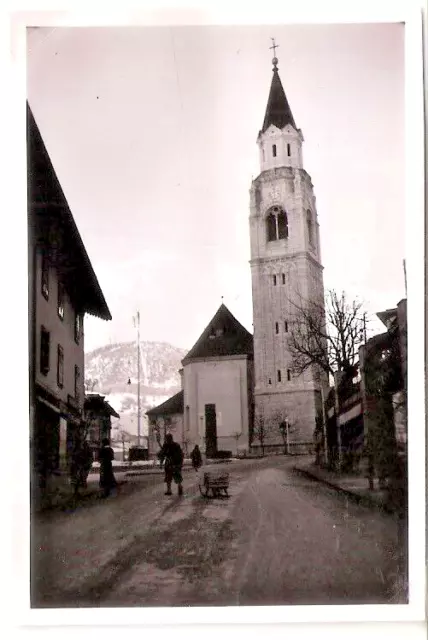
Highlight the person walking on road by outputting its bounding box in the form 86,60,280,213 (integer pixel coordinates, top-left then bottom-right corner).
79,439,93,488
99,438,117,498
158,433,184,496
190,444,202,472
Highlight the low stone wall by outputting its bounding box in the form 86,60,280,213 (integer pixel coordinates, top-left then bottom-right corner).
250,442,314,456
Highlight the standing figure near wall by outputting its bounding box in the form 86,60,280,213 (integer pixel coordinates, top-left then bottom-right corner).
99,438,117,497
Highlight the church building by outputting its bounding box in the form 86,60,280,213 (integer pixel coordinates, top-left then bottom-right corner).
147,304,254,457
148,44,326,456
249,47,326,450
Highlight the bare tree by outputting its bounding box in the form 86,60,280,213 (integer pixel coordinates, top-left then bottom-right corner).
288,289,367,380
84,377,99,393
270,409,297,455
252,412,266,456
233,431,241,456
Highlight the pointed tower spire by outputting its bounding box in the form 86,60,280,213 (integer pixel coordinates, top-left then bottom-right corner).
261,39,296,133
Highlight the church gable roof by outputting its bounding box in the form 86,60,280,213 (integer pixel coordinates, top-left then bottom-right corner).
146,390,184,417
182,304,253,363
260,68,296,135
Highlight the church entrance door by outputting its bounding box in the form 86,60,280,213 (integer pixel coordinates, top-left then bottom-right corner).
205,404,217,458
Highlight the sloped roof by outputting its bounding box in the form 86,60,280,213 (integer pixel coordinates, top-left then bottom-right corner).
146,390,184,417
182,304,253,363
27,103,112,321
84,394,120,418
260,67,296,134
377,307,398,329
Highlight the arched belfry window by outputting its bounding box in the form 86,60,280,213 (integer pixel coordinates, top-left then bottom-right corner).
306,209,313,246
266,206,288,242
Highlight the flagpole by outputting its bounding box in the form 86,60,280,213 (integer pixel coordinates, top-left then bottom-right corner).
137,310,141,449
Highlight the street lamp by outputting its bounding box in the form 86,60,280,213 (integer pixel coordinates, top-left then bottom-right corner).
279,419,289,455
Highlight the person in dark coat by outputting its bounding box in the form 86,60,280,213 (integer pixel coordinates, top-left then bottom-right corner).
158,434,184,496
99,438,117,497
190,444,202,472
79,440,93,488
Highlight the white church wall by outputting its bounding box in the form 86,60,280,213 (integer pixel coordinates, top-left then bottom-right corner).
183,357,250,454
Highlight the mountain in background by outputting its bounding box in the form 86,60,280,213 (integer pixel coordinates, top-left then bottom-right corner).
84,341,187,441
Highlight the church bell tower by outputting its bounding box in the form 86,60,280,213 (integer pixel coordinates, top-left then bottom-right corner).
249,43,325,450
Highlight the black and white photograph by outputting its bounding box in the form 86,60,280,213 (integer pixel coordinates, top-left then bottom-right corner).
16,3,424,627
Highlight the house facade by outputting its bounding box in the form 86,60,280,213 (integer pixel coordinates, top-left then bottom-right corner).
28,104,112,491
147,390,185,455
359,299,407,486
84,394,120,460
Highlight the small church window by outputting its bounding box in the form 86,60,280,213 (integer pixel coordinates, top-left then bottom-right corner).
273,275,277,286
267,212,277,242
266,206,288,242
275,322,279,334
277,210,288,239
272,144,277,158
287,143,291,157
287,369,291,381
282,273,286,285
284,320,288,332
268,378,272,385
277,370,282,382
307,210,314,246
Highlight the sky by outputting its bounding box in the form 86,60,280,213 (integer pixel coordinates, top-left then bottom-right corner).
26,22,405,354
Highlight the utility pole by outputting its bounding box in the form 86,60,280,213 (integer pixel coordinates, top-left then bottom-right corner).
133,311,141,449
403,259,407,297
285,419,289,455
320,386,328,466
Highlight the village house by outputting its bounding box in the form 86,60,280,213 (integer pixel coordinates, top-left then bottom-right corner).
147,390,185,456
359,298,407,487
28,104,112,493
319,298,407,483
147,304,254,458
84,393,120,460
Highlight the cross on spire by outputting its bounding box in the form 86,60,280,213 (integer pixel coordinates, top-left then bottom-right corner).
270,37,279,69
270,37,279,57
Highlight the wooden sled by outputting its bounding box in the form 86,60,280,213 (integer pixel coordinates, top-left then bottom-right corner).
198,470,230,498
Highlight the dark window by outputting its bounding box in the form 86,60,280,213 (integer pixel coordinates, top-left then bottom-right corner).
41,253,49,300
284,321,288,332
267,212,277,242
74,313,81,344
272,144,277,157
287,369,291,381
307,210,313,245
273,275,277,286
277,210,288,239
40,327,50,375
268,378,272,385
282,273,286,285
275,322,279,334
57,345,64,388
287,143,291,157
57,282,65,320
75,365,81,400
277,370,282,382
266,206,289,242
